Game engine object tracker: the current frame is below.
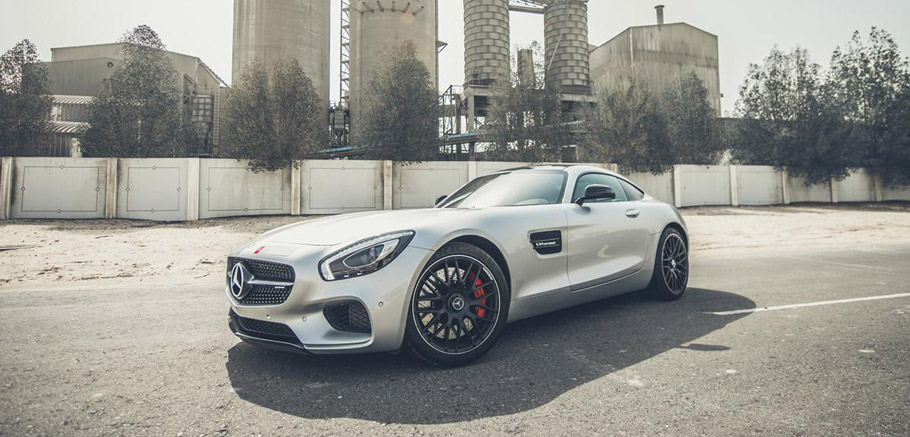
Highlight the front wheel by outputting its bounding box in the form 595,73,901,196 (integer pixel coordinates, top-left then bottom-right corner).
404,243,510,366
647,227,689,300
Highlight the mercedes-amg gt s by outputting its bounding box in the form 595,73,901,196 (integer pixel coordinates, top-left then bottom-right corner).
226,165,689,365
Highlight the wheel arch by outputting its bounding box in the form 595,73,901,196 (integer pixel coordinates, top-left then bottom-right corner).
665,222,689,248
446,235,512,292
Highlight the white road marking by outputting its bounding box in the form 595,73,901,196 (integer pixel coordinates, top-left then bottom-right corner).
708,293,910,316
784,256,887,271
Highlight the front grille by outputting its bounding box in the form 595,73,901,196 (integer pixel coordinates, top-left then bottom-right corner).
227,257,296,306
227,257,295,282
239,285,292,306
323,301,372,334
233,312,301,344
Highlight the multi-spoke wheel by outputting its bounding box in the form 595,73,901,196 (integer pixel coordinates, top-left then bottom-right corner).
405,242,510,366
648,227,689,300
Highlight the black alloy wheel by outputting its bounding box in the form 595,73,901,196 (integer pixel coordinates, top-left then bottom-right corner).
405,243,509,366
648,228,689,300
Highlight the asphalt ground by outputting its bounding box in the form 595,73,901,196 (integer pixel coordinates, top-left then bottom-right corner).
0,243,908,436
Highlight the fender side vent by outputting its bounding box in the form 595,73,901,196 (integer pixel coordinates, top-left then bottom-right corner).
530,230,562,255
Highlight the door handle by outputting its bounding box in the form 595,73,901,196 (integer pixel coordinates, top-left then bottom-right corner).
625,209,640,218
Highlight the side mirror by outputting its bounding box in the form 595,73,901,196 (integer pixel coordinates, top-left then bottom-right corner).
435,195,448,206
575,184,616,206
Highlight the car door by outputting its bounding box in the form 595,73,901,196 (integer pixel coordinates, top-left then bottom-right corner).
565,173,652,291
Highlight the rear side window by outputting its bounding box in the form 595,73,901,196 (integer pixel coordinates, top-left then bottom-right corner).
572,173,628,203
618,179,645,201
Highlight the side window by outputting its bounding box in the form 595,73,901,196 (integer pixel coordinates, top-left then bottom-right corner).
618,178,645,201
572,174,628,203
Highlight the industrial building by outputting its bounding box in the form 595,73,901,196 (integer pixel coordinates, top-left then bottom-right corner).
42,43,228,155
589,5,722,116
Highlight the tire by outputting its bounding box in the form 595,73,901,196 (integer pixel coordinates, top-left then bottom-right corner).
647,227,689,301
405,242,510,366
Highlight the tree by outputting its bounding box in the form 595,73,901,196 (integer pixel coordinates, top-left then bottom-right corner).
484,43,571,162
582,67,672,173
827,28,910,186
734,46,854,184
80,25,193,158
662,72,725,166
0,39,52,156
360,42,440,162
221,58,324,172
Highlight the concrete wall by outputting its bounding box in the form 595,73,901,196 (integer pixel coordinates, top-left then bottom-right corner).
302,160,383,214
199,159,291,219
117,158,191,221
736,166,784,205
626,171,674,205
10,157,108,219
677,165,731,207
0,158,905,222
789,176,832,203
393,161,469,209
836,169,876,203
883,185,910,201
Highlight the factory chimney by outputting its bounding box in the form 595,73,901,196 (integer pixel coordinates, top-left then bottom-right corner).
655,5,665,25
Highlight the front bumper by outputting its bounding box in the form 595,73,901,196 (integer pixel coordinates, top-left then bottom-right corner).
227,245,434,355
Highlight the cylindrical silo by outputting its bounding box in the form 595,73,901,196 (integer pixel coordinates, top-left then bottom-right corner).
463,0,510,87
232,0,331,116
350,0,438,143
544,0,591,93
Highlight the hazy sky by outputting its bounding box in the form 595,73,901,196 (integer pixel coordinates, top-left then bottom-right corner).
3,0,909,114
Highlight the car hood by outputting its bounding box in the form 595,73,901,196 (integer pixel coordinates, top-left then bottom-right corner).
258,208,473,247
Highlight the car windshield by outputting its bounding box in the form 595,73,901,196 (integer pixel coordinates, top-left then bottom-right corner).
438,170,566,209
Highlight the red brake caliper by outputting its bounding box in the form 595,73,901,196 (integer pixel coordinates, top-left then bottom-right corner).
472,277,487,318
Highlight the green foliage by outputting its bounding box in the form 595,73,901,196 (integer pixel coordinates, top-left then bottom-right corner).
827,28,910,187
360,42,440,162
662,72,726,166
80,25,194,158
221,58,324,172
582,67,672,173
734,47,855,184
485,43,571,162
0,39,52,156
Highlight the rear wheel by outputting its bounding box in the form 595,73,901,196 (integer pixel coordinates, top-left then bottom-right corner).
405,242,510,366
647,227,689,300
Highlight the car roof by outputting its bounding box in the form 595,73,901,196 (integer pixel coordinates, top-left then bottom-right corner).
495,164,621,178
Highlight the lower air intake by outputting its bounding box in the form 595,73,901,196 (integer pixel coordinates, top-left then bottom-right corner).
323,301,372,334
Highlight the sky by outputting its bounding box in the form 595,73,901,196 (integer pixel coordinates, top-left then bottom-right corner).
2,0,909,115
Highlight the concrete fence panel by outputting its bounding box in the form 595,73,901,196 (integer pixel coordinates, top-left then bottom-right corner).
302,160,383,215
626,172,674,205
117,158,190,221
736,165,783,205
677,165,732,207
788,175,832,203
199,159,291,219
836,170,875,203
11,157,108,219
882,185,910,201
394,162,469,209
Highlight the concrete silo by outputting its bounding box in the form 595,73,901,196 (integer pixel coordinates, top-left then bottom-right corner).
464,0,510,87
232,0,331,114
544,0,591,93
349,0,438,142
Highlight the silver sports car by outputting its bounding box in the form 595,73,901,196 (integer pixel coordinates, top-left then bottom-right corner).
226,165,689,365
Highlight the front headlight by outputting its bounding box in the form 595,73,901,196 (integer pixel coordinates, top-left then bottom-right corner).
318,231,415,281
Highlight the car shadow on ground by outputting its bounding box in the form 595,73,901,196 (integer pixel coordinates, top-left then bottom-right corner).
225,288,754,424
